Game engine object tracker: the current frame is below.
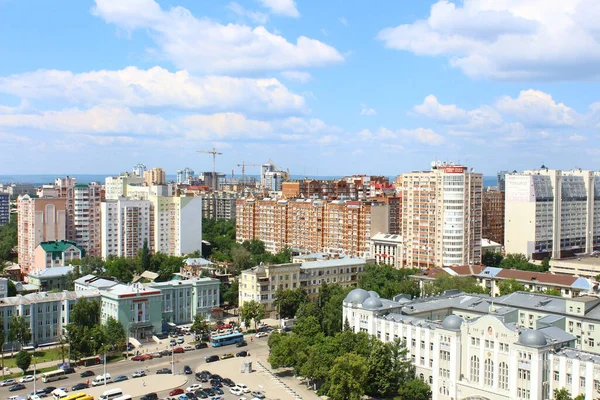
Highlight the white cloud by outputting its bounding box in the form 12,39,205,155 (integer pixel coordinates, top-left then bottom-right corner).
412,94,502,129
0,106,176,135
317,135,338,144
257,0,299,18
181,113,272,140
339,17,348,26
281,71,313,84
0,132,31,144
0,100,31,115
495,90,581,127
400,128,445,145
360,104,377,116
569,134,587,141
228,2,268,24
0,66,306,114
377,0,600,80
93,0,341,74
280,117,343,134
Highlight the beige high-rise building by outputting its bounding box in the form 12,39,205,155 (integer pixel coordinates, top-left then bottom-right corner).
505,167,600,260
235,197,389,257
144,168,166,186
105,172,145,200
400,163,482,269
17,195,68,274
149,195,203,256
101,199,152,258
73,183,104,256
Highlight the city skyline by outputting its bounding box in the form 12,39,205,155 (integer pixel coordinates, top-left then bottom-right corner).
1,0,598,175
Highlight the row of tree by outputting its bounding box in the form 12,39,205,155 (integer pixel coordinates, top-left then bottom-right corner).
268,316,431,400
483,252,551,272
0,217,17,268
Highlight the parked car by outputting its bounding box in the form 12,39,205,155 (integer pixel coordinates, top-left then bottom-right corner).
114,375,129,382
203,387,215,396
229,387,243,396
19,375,34,383
127,343,135,351
170,339,177,346
222,378,235,387
170,388,185,396
80,370,94,378
236,351,248,357
0,379,16,387
195,342,208,350
212,387,224,395
151,352,163,358
156,333,168,339
28,389,46,398
63,367,76,374
160,349,172,356
173,347,185,354
184,346,195,352
210,380,222,387
177,337,185,344
221,353,234,359
236,384,249,393
157,368,172,374
255,331,269,338
140,393,158,400
183,365,192,375
186,384,202,393
132,370,146,378
250,391,265,399
205,355,220,363
235,341,247,348
72,383,89,391
195,390,208,399
9,384,26,392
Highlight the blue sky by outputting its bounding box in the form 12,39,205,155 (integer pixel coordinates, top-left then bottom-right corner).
0,0,598,176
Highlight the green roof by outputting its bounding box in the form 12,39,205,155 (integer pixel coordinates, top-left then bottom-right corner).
39,240,82,254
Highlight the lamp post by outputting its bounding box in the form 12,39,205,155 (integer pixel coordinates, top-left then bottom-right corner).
171,344,175,376
33,356,36,394
102,345,107,386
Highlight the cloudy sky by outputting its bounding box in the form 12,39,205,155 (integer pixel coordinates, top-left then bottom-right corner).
0,0,598,176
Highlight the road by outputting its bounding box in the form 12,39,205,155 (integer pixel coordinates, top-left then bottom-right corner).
0,334,272,400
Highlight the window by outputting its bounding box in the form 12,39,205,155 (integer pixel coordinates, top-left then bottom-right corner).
470,356,479,383
554,371,559,381
580,377,586,387
499,362,508,390
567,374,572,384
590,338,595,348
519,369,530,381
484,359,494,386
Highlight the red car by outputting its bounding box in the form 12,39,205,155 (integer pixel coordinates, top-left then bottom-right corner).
169,388,184,396
173,347,185,354
132,354,153,361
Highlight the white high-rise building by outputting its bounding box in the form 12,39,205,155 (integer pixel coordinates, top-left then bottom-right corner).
400,162,483,268
101,199,152,258
133,162,147,177
149,195,202,256
505,167,600,260
73,183,104,256
104,173,145,200
176,168,195,184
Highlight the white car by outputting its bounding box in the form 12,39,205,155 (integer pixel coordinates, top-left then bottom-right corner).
255,332,269,338
0,379,15,386
230,386,243,396
186,384,202,392
237,384,250,393
19,375,34,383
132,370,146,378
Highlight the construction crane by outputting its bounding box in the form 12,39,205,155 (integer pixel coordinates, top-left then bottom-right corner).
269,159,291,182
197,148,222,190
237,161,261,184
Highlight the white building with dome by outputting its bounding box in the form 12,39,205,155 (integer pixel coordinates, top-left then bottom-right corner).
343,288,600,400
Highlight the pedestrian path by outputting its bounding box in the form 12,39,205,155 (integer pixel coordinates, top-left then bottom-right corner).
256,360,304,400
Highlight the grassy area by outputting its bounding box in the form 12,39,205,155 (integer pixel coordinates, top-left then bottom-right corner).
0,365,58,380
1,347,67,369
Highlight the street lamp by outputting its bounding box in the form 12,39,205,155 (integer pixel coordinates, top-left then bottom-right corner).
91,337,108,386
33,355,36,394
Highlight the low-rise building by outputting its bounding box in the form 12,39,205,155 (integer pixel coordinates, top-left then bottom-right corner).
33,241,83,273
545,256,600,279
369,232,404,269
27,265,74,291
481,238,502,254
239,258,370,313
343,288,600,400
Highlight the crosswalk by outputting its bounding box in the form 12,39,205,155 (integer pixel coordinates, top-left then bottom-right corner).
256,361,304,400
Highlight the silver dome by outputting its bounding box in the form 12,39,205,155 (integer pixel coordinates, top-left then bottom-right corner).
362,296,383,309
519,330,547,347
368,290,380,298
344,288,370,304
442,315,463,331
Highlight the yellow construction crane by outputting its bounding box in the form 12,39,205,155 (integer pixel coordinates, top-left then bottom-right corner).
197,148,223,189
269,159,291,182
237,161,261,184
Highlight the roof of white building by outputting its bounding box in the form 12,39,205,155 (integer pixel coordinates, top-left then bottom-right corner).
148,277,219,287
184,258,214,266
74,275,118,290
0,290,99,306
301,257,370,270
28,265,74,279
481,239,501,247
370,232,403,243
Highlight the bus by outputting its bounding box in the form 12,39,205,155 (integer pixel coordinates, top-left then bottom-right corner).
79,397,94,400
210,332,244,347
62,392,88,400
78,355,102,367
113,396,132,400
42,369,66,383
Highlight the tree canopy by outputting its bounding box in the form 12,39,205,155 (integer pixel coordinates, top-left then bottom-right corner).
191,314,209,335
15,350,31,373
482,252,503,267
8,315,31,346
0,217,17,265
500,253,548,272
274,287,308,319
239,300,264,329
497,278,525,296
422,275,487,296
358,264,420,299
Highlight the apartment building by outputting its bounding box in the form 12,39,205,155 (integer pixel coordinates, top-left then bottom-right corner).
73,183,104,256
149,195,203,256
236,197,389,257
202,191,240,220
281,176,393,201
33,240,83,273
100,199,152,258
0,290,100,348
176,167,195,184
0,192,9,226
104,172,145,200
144,168,166,186
505,167,600,260
239,257,369,313
399,163,483,269
17,195,68,274
344,288,600,400
369,232,404,269
482,188,505,246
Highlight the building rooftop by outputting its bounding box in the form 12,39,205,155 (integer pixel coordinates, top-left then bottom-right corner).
370,232,403,242
301,257,370,270
184,258,214,267
413,265,487,280
481,239,501,247
147,277,219,287
0,290,99,306
74,275,118,290
493,269,582,287
38,241,81,254
28,265,74,279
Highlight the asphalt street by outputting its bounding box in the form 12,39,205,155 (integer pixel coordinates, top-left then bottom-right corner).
0,334,272,400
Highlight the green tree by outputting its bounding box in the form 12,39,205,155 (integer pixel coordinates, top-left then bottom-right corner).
242,239,266,256
482,252,503,267
500,253,545,272
497,278,526,296
544,288,562,296
239,300,264,329
328,353,368,400
8,315,31,346
70,298,101,328
0,217,17,263
15,350,31,373
274,287,308,319
0,317,5,373
553,388,573,400
541,257,551,271
191,314,209,335
6,281,16,297
396,378,432,400
366,340,398,397
151,253,185,281
140,238,151,272
231,247,253,274
359,264,420,299
422,275,487,296
103,317,126,351
221,280,239,306
66,299,102,358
